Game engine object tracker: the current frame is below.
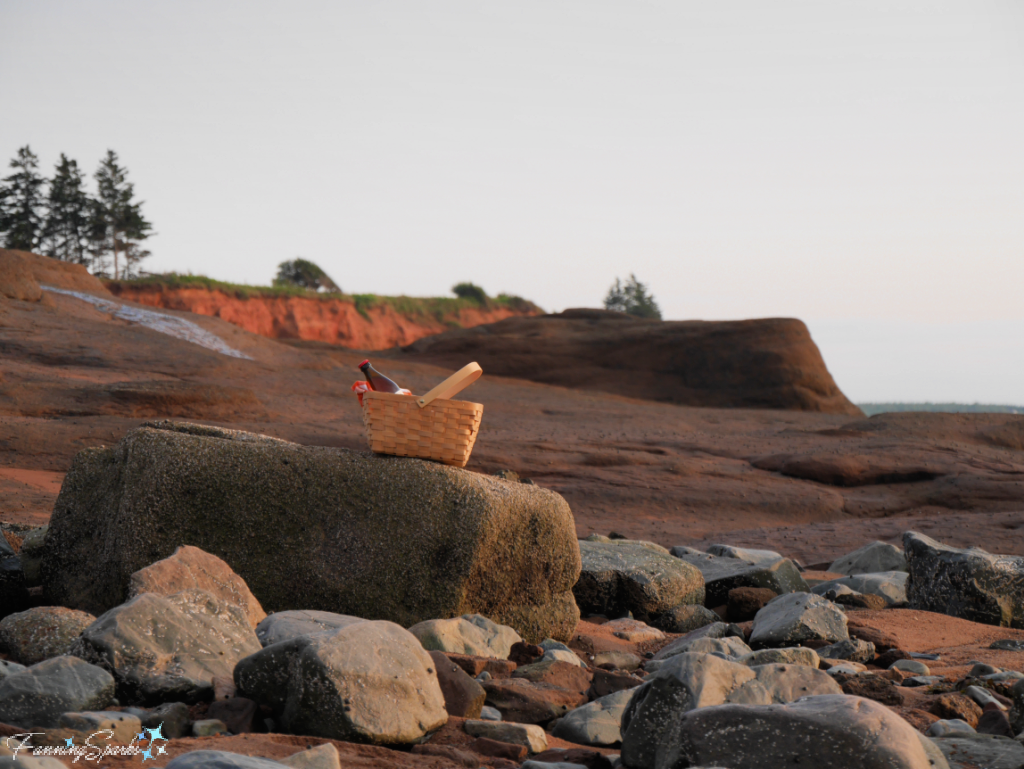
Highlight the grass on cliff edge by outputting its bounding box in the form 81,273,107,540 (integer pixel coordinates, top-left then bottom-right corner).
105,273,541,320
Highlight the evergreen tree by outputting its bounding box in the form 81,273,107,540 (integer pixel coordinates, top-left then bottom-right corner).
90,150,152,278
604,274,662,319
41,154,93,265
0,146,46,251
274,258,340,292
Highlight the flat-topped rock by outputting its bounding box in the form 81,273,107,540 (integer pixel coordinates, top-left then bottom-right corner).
42,421,581,642
671,551,808,607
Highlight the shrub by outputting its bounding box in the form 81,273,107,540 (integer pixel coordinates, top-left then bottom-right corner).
274,258,340,292
452,282,488,305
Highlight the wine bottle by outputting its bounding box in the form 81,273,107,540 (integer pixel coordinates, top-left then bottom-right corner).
359,359,402,394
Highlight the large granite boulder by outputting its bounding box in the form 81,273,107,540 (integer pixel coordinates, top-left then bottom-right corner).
235,620,447,745
830,541,907,575
904,531,1024,627
574,539,704,620
409,614,522,658
624,694,948,769
0,656,114,727
72,589,261,703
254,610,365,647
129,545,266,629
670,550,807,607
42,421,581,642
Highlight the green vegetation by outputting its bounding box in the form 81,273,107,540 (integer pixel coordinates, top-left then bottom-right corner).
105,273,542,321
859,402,1024,416
452,282,488,305
274,258,340,292
604,274,662,319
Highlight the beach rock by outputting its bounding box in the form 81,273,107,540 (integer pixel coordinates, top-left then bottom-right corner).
625,694,948,769
588,668,644,699
976,708,1014,737
705,545,784,565
129,545,266,629
933,695,983,726
926,719,976,738
444,652,517,680
254,610,364,647
238,619,446,745
409,615,522,658
207,697,258,734
602,618,665,643
58,710,141,743
651,604,719,634
737,647,819,668
811,571,908,606
279,744,341,769
17,526,47,587
428,650,487,718
891,659,930,675
833,591,888,611
574,540,704,621
72,589,260,704
144,701,191,739
816,637,875,663
726,587,778,622
42,421,581,642
464,719,548,753
0,758,73,769
931,735,1024,769
514,659,592,694
683,636,752,658
593,650,642,671
904,531,1024,627
671,551,808,607
552,688,634,746
650,622,743,662
830,541,908,575
742,662,842,703
483,677,588,724
0,655,114,727
0,536,28,618
749,592,849,648
0,606,95,665
835,673,903,706
0,659,27,681
166,751,285,768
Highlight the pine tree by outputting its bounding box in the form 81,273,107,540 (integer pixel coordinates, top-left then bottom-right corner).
40,154,93,265
90,150,152,278
604,274,662,319
0,146,46,251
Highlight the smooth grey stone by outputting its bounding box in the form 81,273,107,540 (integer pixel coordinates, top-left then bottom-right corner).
551,688,635,746
749,592,849,648
705,545,784,566
902,676,944,687
0,655,114,727
990,639,1024,651
891,659,930,675
926,719,977,737
816,637,875,663
652,604,720,634
255,610,364,647
672,551,808,607
408,614,522,659
931,734,1024,769
811,571,908,606
830,541,908,575
166,751,288,768
652,622,745,662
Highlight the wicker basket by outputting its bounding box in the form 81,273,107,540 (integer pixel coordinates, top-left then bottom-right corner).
361,363,484,467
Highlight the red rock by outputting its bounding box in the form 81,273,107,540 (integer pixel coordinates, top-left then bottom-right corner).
411,744,478,767
444,653,517,680
587,668,644,700
206,697,258,735
429,650,486,719
467,737,528,761
513,660,593,694
832,674,903,706
483,678,588,724
530,748,616,769
847,624,900,652
129,545,266,629
976,708,1014,737
930,693,982,727
873,649,913,668
508,641,545,666
727,587,777,622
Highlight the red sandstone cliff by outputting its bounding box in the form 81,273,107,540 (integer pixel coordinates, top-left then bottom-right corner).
105,284,539,350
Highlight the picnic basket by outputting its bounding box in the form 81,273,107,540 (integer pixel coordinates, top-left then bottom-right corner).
361,362,484,467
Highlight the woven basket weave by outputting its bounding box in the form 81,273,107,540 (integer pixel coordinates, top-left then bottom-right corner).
360,363,484,467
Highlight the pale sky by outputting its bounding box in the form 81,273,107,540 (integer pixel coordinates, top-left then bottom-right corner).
2,1,1022,403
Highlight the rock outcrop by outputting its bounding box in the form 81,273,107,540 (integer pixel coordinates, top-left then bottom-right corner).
43,421,582,642
398,309,862,414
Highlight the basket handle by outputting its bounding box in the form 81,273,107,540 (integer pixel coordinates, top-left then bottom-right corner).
416,362,483,408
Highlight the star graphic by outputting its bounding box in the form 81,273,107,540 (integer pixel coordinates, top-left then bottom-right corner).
145,724,166,742
157,745,167,755
140,748,153,761
65,737,75,747
136,732,147,742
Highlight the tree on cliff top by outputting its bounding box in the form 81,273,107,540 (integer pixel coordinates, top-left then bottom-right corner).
274,258,340,292
0,145,46,251
41,154,93,265
604,274,662,319
90,150,152,278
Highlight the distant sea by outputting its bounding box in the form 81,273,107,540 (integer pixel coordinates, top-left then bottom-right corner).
858,403,1024,416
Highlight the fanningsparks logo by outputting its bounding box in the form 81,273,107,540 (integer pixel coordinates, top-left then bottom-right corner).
5,724,169,763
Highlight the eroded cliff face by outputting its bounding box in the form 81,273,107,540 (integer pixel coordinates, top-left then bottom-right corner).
105,285,537,349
